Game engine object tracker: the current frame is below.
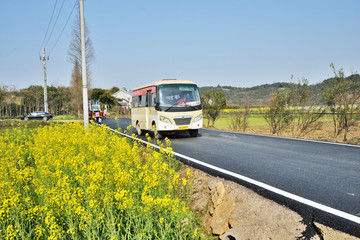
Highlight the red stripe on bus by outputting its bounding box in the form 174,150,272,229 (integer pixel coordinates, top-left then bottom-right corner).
132,86,156,97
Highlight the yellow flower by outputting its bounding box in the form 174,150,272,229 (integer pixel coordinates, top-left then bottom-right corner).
0,121,200,239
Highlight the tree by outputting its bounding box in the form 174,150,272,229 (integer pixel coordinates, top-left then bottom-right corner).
68,10,95,83
47,86,72,115
22,86,43,113
260,90,293,134
70,60,83,117
227,102,251,132
68,8,95,117
0,87,5,104
58,86,72,114
0,86,6,117
202,90,227,127
108,86,120,95
90,88,105,101
99,92,115,108
288,78,326,137
323,63,360,141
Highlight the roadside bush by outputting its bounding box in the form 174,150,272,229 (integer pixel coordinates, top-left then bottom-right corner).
323,64,360,141
260,90,293,134
227,103,251,132
202,90,227,127
288,78,325,137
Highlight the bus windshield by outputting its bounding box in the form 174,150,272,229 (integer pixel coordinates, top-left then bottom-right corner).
158,84,201,108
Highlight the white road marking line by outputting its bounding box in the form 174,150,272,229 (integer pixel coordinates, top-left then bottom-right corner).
106,126,360,224
205,128,360,148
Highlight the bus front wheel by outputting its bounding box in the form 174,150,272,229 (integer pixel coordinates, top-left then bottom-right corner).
155,131,163,139
189,129,198,137
136,122,143,136
152,124,163,139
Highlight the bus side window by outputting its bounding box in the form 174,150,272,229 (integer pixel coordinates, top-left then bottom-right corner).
132,96,139,108
140,94,146,107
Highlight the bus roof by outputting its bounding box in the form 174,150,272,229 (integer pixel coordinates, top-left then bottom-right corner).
132,79,197,91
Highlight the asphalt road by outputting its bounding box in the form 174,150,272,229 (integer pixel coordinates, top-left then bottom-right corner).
102,117,360,235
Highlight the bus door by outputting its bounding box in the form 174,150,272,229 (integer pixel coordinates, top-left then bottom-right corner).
145,90,151,129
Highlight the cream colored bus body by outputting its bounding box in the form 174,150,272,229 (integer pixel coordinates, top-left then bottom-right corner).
131,79,202,137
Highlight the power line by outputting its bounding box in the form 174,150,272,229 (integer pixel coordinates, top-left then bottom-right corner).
39,0,58,54
49,0,78,55
44,0,66,50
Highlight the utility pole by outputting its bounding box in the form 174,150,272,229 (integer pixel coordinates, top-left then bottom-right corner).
79,0,89,128
41,48,49,112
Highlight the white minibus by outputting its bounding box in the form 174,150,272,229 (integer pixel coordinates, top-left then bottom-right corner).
131,79,203,138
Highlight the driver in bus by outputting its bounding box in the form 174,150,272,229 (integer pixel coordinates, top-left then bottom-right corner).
178,93,189,104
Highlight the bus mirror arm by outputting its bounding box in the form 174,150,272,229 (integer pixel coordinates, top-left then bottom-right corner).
154,97,160,108
155,102,160,110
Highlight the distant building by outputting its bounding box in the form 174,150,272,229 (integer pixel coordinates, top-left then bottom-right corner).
111,87,132,111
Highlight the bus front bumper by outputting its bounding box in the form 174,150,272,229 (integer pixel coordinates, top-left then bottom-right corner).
157,119,202,132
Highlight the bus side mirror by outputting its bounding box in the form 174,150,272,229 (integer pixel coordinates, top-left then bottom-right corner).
154,97,160,110
154,97,160,106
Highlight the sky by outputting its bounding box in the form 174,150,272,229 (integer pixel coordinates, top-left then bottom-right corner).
0,0,359,91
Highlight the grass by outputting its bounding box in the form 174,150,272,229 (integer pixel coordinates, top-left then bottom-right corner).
52,115,79,120
0,115,79,129
203,113,336,129
0,120,49,130
203,114,268,128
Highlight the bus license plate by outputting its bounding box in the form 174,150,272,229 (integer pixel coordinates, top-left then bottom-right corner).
179,126,189,130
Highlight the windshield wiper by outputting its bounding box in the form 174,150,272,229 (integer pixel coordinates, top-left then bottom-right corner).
187,105,200,110
164,103,179,112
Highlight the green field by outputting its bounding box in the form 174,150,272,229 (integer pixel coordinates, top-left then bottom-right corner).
52,115,79,120
203,114,268,128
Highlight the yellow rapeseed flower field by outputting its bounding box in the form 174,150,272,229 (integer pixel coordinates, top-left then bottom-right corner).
0,122,202,239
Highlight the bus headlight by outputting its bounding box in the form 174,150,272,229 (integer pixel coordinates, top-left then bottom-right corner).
160,116,172,124
194,114,203,122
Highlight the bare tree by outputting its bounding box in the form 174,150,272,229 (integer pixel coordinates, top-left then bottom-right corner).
68,10,95,84
227,102,251,132
323,63,360,142
288,78,326,137
0,86,6,118
260,90,293,135
68,6,95,117
70,60,83,117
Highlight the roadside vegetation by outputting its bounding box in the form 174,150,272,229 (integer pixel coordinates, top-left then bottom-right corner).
203,113,360,145
323,64,360,141
202,64,360,144
0,122,204,239
202,90,227,127
52,115,80,120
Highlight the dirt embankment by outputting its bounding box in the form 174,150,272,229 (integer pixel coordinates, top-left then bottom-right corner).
180,166,359,240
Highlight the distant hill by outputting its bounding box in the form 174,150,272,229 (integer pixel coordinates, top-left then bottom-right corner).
199,82,293,106
199,74,360,106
